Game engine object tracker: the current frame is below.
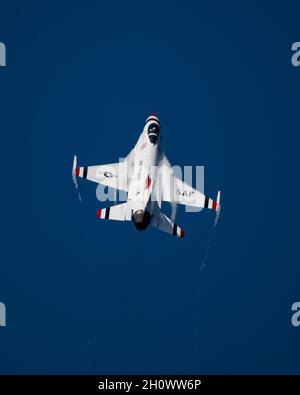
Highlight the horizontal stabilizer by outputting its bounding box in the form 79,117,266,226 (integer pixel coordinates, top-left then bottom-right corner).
96,203,129,221
152,211,184,238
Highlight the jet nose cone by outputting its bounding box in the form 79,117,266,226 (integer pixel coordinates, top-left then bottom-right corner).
148,112,159,119
146,113,159,123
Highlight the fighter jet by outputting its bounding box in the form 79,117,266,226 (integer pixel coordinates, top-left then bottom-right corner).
72,114,220,238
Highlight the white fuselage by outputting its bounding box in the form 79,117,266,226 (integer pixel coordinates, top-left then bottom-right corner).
126,114,162,230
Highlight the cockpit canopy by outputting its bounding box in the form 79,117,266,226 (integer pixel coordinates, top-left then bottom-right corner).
147,123,160,144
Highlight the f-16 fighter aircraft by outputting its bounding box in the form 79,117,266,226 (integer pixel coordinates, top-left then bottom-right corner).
72,114,220,238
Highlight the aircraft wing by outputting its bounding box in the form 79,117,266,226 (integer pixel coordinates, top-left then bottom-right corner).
72,155,128,192
159,155,220,211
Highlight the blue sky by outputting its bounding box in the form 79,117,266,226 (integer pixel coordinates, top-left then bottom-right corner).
0,0,300,373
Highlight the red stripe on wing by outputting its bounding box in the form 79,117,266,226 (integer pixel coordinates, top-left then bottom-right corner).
96,209,102,218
